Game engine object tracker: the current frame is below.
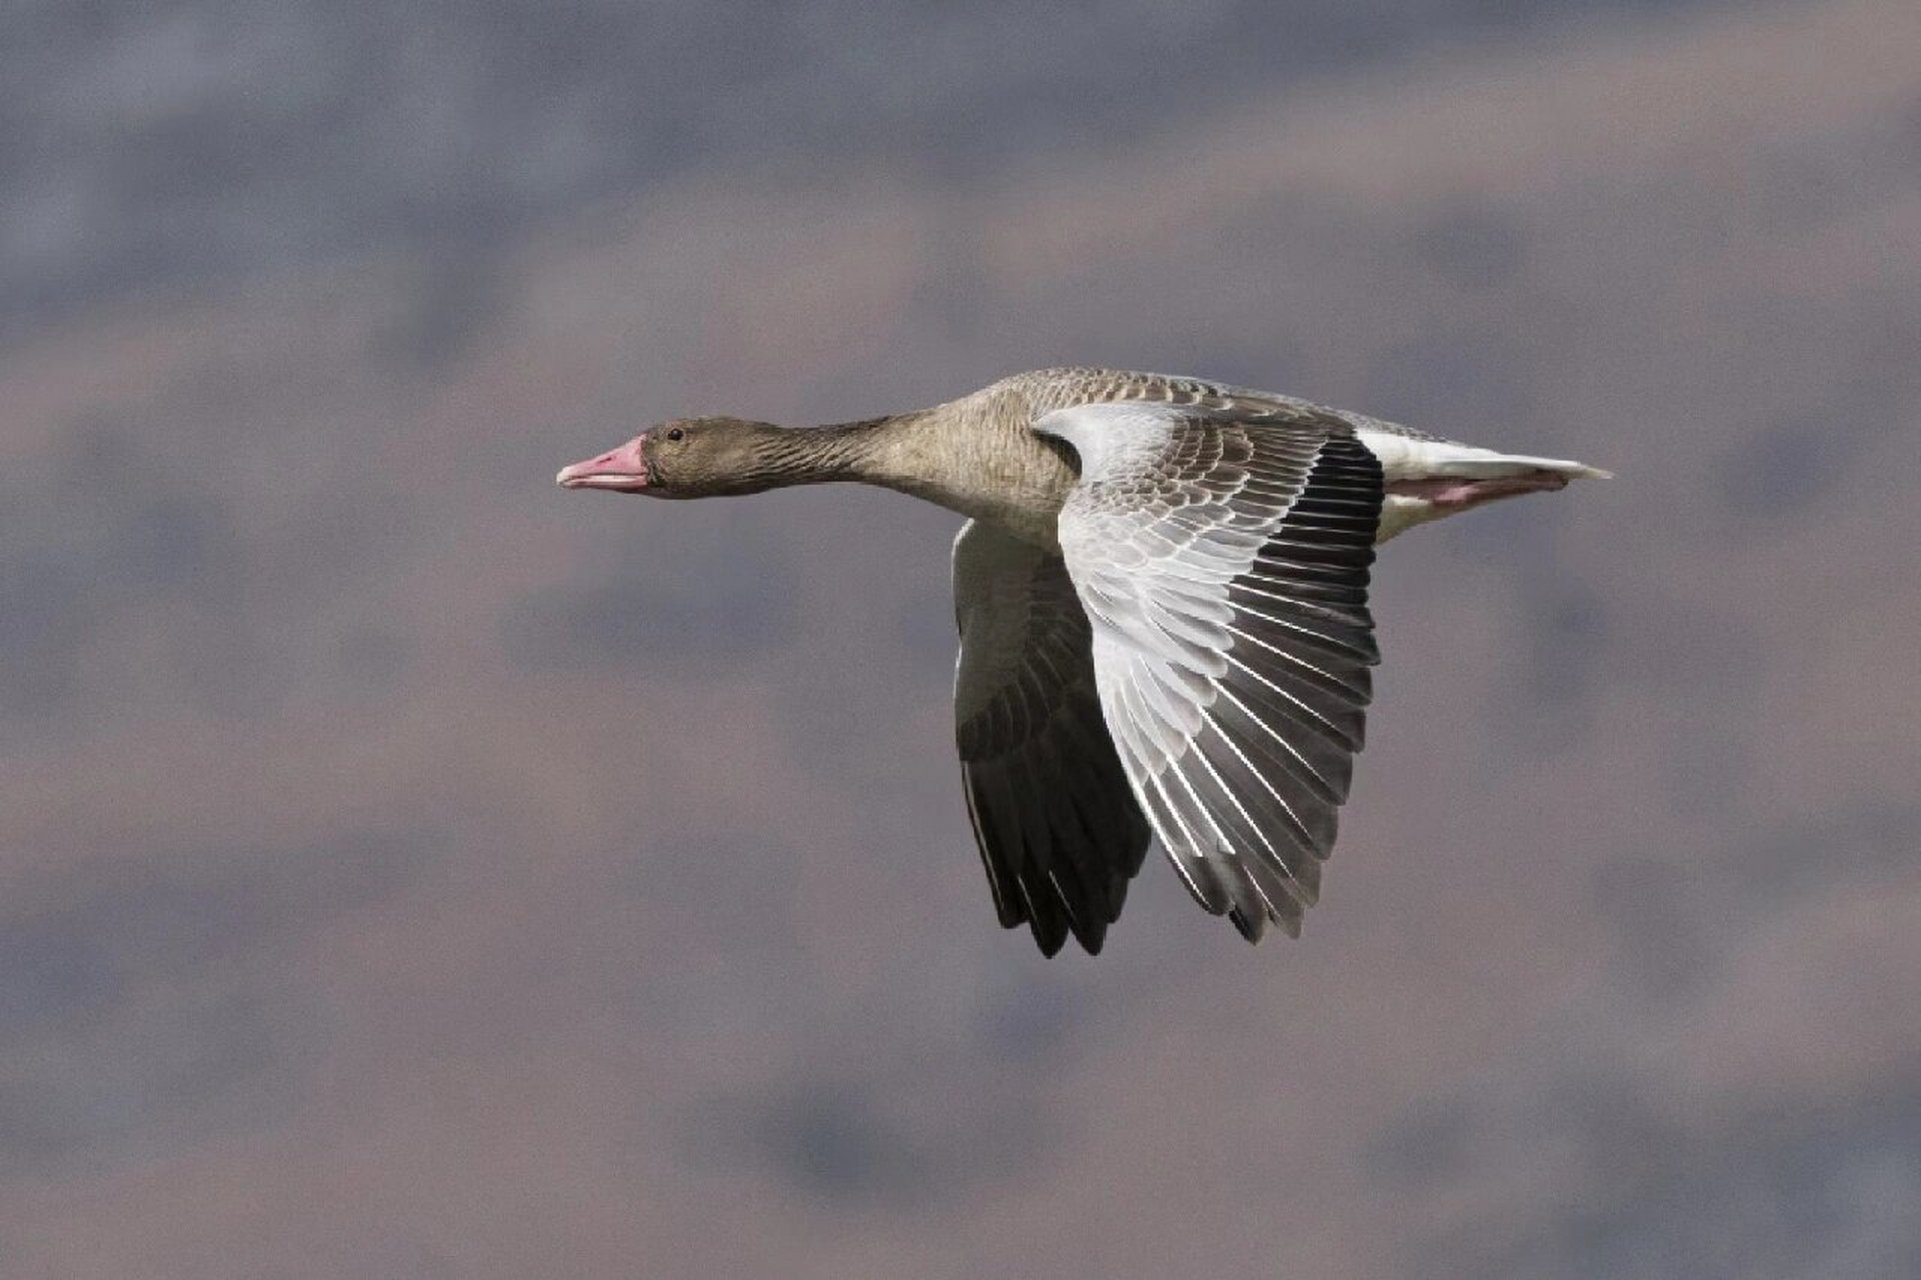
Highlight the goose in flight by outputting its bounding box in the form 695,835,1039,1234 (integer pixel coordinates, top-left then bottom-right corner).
558,368,1608,955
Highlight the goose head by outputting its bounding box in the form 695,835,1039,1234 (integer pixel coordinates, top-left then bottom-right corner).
556,417,785,499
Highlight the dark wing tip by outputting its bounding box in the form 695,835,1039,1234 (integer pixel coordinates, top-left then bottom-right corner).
1026,911,1070,957
1031,912,1107,957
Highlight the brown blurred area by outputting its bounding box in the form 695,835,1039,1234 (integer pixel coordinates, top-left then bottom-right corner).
2,0,1918,1275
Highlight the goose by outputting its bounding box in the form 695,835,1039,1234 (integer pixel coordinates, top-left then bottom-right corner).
557,367,1608,955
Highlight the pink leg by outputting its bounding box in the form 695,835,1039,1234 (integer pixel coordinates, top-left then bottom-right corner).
1387,470,1570,512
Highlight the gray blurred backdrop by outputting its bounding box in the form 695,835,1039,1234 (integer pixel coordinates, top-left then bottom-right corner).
3,1,1919,1276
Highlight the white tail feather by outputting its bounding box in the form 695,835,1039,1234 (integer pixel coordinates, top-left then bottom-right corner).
1354,429,1612,482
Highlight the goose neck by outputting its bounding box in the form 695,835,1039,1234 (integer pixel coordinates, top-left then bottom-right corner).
783,411,938,490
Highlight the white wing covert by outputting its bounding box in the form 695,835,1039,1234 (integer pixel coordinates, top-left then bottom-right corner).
1036,401,1384,940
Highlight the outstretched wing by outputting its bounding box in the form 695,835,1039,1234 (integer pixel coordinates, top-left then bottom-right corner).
1036,402,1384,941
952,520,1153,956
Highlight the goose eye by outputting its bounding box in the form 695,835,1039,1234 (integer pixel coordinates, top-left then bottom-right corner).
666,427,685,442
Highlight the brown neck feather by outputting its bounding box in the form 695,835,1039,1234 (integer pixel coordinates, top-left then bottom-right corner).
744,413,928,489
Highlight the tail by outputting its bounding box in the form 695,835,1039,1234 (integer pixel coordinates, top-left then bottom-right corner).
1356,429,1612,482
1355,429,1611,540
1439,449,1613,482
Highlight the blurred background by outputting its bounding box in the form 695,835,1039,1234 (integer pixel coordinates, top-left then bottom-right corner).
3,0,1919,1276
